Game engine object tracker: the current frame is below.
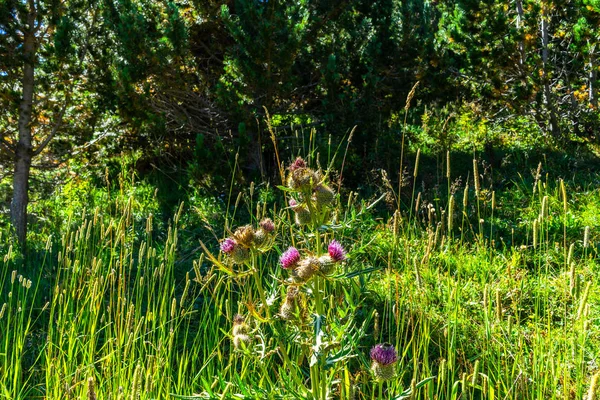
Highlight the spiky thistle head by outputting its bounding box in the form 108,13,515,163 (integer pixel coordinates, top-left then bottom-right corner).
232,314,249,336
288,168,318,192
288,157,307,171
233,225,255,248
294,206,312,226
231,246,250,264
280,247,301,269
292,257,319,283
220,238,236,254
318,255,336,276
314,184,335,207
259,218,275,233
328,240,346,262
370,343,398,366
370,343,398,381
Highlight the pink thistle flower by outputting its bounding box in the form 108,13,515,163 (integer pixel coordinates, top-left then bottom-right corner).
289,198,298,207
370,343,398,366
288,157,307,171
220,238,236,254
328,240,346,262
280,247,301,269
259,218,275,233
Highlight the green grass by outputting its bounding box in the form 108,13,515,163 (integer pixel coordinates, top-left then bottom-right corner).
0,146,599,399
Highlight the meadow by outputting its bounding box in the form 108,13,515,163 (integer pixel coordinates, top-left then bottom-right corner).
0,130,599,400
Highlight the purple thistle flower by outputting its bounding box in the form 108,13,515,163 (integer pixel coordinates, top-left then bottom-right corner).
220,238,236,254
259,218,275,233
288,157,307,171
280,247,301,269
370,343,398,366
328,240,346,262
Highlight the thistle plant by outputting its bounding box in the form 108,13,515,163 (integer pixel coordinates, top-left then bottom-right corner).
370,343,399,381
219,217,277,318
277,156,353,399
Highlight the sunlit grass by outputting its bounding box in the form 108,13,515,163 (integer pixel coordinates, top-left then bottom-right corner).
0,145,598,399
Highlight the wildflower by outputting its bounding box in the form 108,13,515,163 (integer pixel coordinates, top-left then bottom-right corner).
220,238,236,254
328,240,346,262
280,247,301,269
289,198,298,207
370,343,398,381
288,157,307,171
259,218,275,233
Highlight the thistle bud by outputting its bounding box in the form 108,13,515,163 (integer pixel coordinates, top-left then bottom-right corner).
233,334,251,350
233,225,255,248
294,206,312,226
280,300,295,321
292,257,319,283
318,255,336,276
370,343,398,381
280,287,299,320
231,246,250,264
314,184,335,208
288,168,318,192
253,229,267,248
232,314,249,336
259,218,275,233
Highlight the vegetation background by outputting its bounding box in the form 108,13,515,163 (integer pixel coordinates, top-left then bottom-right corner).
0,0,599,398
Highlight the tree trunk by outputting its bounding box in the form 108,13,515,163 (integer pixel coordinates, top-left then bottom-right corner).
516,0,525,67
540,4,560,138
11,3,36,252
590,43,597,107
